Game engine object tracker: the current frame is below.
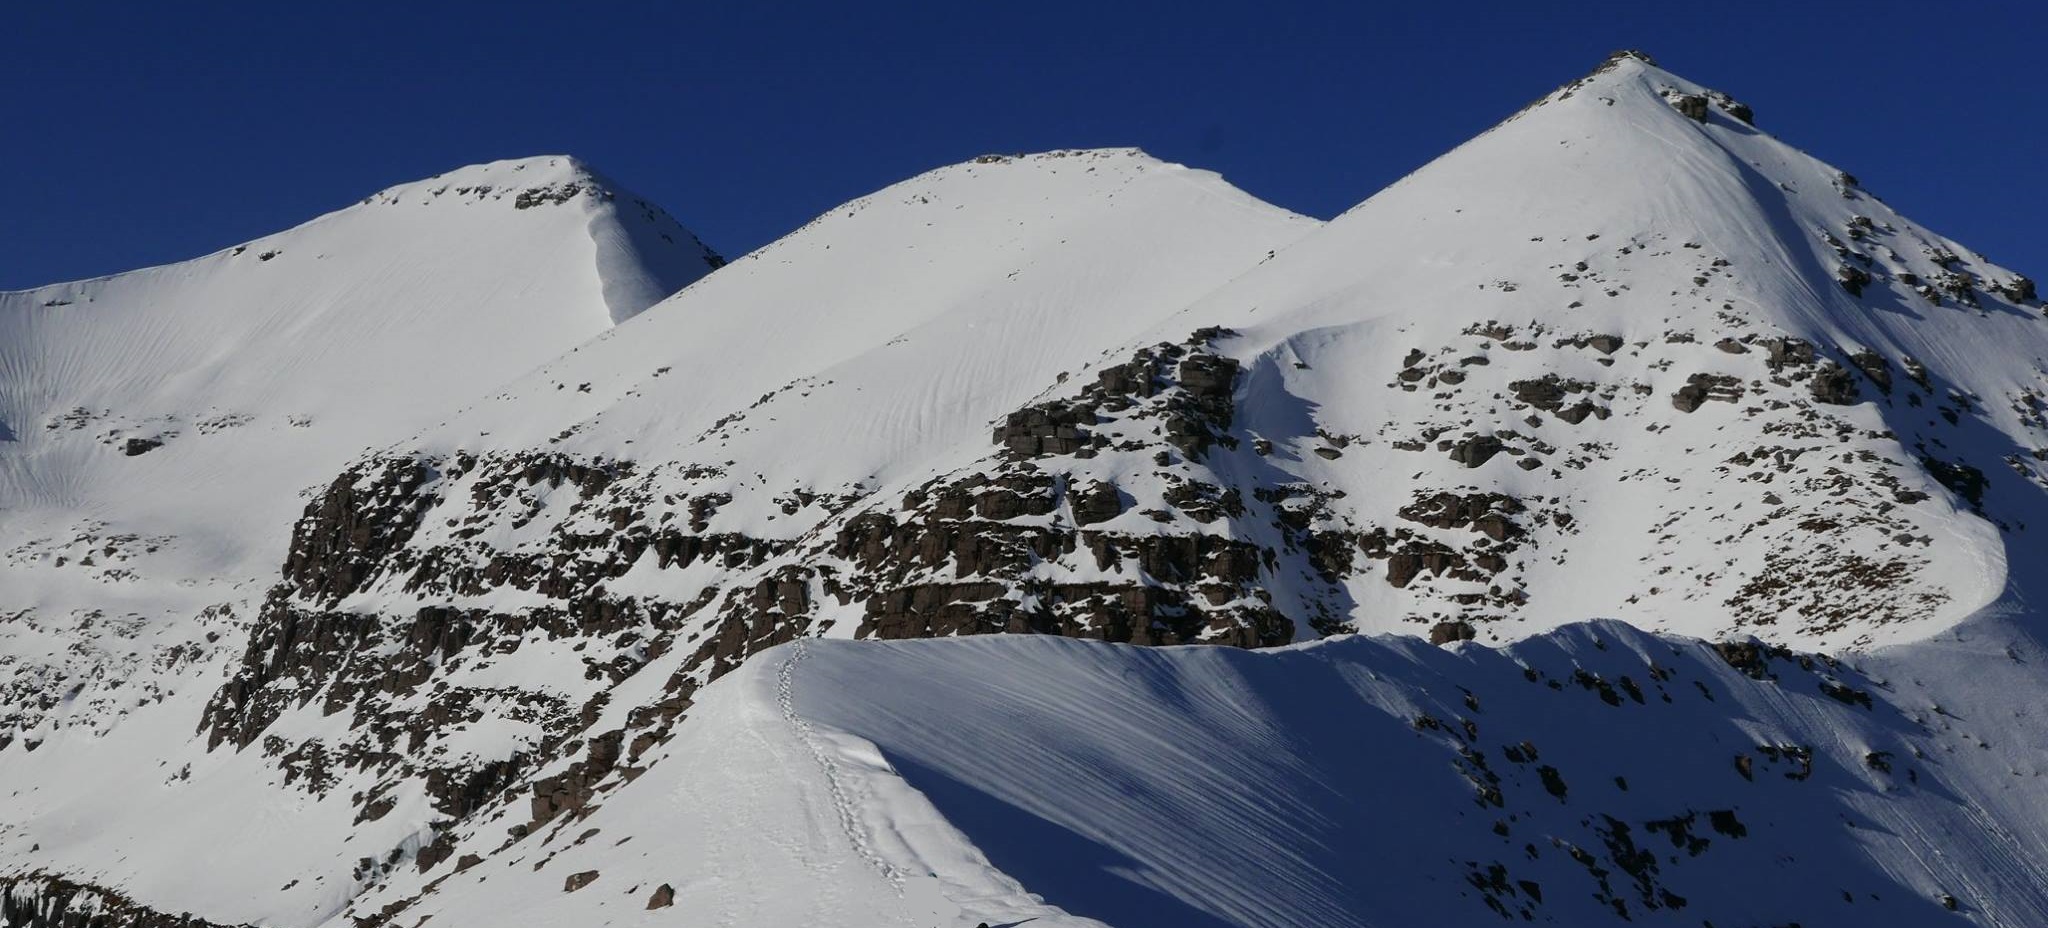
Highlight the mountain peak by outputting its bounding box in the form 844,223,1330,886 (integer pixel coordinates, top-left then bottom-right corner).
360,154,614,211
1597,47,1658,69
962,146,1155,165
0,151,723,592
339,154,722,322
1150,48,2043,649
1512,49,1756,131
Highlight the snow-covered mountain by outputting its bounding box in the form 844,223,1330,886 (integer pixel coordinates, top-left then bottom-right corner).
0,154,721,747
7,52,2048,928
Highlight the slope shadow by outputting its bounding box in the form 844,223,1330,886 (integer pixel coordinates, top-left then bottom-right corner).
843,627,1998,927
883,752,1242,928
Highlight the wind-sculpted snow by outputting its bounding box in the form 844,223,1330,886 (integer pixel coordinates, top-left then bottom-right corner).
783,624,2048,926
7,50,2048,928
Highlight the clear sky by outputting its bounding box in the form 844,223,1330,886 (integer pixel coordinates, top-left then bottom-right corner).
7,1,2044,289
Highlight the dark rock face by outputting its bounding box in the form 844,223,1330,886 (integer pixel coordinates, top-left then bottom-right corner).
531,732,624,830
194,326,1307,893
1315,489,1543,620
1401,492,1525,541
994,406,1090,457
1430,620,1478,645
192,448,708,858
1923,457,1988,508
1763,337,1815,372
1512,378,1567,409
1808,363,1859,405
1671,374,1743,412
997,327,1240,461
1837,264,1872,296
827,329,1292,647
1448,435,1506,468
281,458,445,602
1713,640,1781,680
0,874,241,928
121,437,163,456
1511,374,1609,425
1671,94,1709,122
835,495,1289,647
512,183,585,209
1848,350,1892,394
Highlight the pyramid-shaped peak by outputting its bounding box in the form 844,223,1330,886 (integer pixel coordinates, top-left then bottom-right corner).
1153,47,2045,650
1524,50,1757,127
963,146,1155,165
940,147,1177,178
1593,48,1660,70
755,145,1290,260
358,154,636,211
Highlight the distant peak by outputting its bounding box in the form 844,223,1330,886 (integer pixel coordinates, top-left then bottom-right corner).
432,154,593,182
359,155,617,211
962,147,1159,168
1594,48,1659,71
1559,49,1671,96
1507,51,1757,129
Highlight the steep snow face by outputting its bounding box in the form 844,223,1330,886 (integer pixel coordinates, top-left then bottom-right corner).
0,154,721,748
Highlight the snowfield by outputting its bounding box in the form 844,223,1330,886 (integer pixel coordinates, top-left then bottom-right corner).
6,51,2048,928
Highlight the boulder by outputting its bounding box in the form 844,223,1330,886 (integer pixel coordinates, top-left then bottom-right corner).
1671,373,1743,412
1808,363,1858,405
1429,620,1477,645
1448,435,1505,468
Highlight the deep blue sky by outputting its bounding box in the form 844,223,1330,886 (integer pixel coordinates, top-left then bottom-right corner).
7,2,2044,289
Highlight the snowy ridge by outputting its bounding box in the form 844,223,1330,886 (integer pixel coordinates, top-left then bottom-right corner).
4,51,2048,928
